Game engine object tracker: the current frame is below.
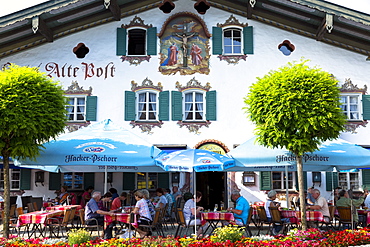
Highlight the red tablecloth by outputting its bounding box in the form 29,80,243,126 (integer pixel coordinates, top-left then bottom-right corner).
281,210,299,224
295,210,325,223
104,213,138,228
17,210,64,227
201,212,235,225
356,209,370,225
46,205,82,212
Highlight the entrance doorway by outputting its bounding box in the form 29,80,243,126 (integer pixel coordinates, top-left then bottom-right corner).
196,172,226,210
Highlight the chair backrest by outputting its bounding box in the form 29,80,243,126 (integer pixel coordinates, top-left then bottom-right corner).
27,202,35,212
21,196,32,209
269,207,282,223
175,196,182,209
328,205,336,221
68,207,76,224
16,207,24,217
62,208,72,225
31,197,43,211
256,206,268,221
337,206,352,222
9,204,17,218
33,201,39,211
176,208,186,225
79,208,86,225
247,207,253,225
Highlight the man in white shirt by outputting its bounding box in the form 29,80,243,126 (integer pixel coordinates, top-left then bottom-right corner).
364,193,370,208
307,189,330,220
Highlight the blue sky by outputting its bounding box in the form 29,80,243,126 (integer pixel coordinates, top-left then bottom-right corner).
1,0,370,17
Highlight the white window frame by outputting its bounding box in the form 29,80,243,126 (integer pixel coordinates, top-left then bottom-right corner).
62,172,84,190
272,171,295,190
136,172,158,189
66,95,86,122
0,169,20,190
183,90,205,121
340,93,362,121
136,90,158,121
127,27,147,56
222,26,243,55
338,171,360,190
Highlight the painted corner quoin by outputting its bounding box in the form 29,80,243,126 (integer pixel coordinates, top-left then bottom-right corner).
159,12,211,75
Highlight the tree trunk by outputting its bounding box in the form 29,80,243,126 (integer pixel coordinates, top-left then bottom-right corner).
1,148,10,238
296,154,307,231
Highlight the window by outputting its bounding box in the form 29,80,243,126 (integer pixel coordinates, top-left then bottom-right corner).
66,96,86,121
223,28,242,55
137,91,158,121
0,169,20,190
137,172,158,189
184,91,204,121
63,172,83,190
340,94,361,120
128,28,146,55
272,172,294,190
338,171,360,190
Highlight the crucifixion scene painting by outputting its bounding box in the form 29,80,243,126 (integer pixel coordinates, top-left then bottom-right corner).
159,13,210,75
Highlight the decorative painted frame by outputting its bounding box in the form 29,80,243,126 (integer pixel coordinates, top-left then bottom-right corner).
120,16,152,66
217,15,249,65
129,78,164,134
339,78,368,133
158,12,211,75
64,81,92,132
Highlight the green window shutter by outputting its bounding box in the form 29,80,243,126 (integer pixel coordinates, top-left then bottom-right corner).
49,173,61,190
206,90,216,121
260,171,271,190
362,169,370,190
212,26,222,55
326,171,338,191
146,27,157,55
362,95,370,120
295,171,307,191
125,91,136,121
159,91,169,121
116,28,127,56
20,169,31,190
243,26,254,54
158,173,169,188
83,173,95,189
171,91,183,121
85,96,97,121
123,172,136,190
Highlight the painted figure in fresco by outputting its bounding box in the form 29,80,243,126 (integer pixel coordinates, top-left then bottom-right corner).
191,43,202,66
175,32,196,62
161,43,179,66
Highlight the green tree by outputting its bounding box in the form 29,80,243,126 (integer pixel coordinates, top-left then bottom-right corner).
0,64,67,237
244,60,346,230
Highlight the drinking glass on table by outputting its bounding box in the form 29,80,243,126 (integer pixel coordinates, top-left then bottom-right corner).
220,203,224,211
214,204,218,212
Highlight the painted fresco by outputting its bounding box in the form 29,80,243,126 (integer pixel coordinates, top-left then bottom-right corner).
159,13,210,75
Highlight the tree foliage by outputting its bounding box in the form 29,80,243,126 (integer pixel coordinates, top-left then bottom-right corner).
0,64,67,159
244,60,346,155
0,64,67,237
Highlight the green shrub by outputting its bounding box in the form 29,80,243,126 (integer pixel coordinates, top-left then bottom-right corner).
210,225,244,243
68,228,91,245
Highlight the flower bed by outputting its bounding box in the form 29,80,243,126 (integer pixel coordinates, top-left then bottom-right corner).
2,227,370,246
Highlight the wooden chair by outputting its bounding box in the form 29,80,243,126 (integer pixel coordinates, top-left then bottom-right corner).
269,207,292,235
320,205,336,230
47,208,72,237
174,208,196,237
337,206,357,230
78,208,102,236
68,207,77,228
16,207,24,217
1,210,22,236
234,207,253,237
256,206,272,235
33,201,40,211
9,204,17,219
27,202,35,212
137,209,164,237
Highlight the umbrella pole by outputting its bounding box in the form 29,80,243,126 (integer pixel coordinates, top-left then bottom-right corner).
194,170,197,237
285,165,289,208
104,166,108,194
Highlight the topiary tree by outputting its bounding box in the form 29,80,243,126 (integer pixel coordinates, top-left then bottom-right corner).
244,59,346,230
0,64,67,237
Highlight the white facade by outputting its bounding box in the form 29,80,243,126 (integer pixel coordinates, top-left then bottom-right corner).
2,0,370,207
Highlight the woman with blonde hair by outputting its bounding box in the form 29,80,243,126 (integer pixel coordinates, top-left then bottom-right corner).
132,190,152,238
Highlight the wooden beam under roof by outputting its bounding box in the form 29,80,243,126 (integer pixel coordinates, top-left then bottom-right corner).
108,0,121,21
316,17,326,41
33,16,53,42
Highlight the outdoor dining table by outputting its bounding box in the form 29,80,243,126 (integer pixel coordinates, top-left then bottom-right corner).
201,211,235,234
293,210,325,224
46,204,82,214
354,209,370,226
17,210,64,238
105,213,139,229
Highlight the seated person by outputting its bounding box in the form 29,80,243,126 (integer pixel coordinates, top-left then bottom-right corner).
55,186,70,205
111,192,128,211
98,192,112,211
155,188,168,209
85,191,116,239
183,191,207,235
227,190,250,226
141,189,155,216
109,188,119,201
265,190,290,235
307,189,330,227
132,190,153,238
336,189,365,227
